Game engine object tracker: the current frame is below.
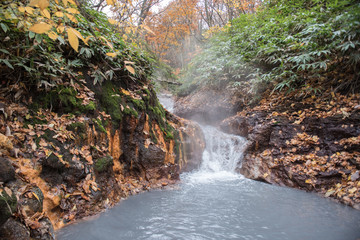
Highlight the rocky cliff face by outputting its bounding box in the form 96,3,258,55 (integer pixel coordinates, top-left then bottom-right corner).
220,92,360,209
0,78,205,239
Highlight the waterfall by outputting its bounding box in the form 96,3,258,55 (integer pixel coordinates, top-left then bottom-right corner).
157,93,247,182
184,125,247,183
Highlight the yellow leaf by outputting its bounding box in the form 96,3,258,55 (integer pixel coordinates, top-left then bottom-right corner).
125,65,135,75
100,36,113,50
106,0,115,5
108,19,117,25
66,8,80,14
305,179,312,184
47,31,58,40
25,7,35,14
62,0,68,7
124,60,135,65
29,23,52,34
106,52,117,57
69,28,87,45
54,11,64,17
18,6,26,13
67,27,79,52
121,89,131,95
32,192,40,202
65,13,78,23
57,25,65,33
84,36,93,44
28,0,39,7
40,9,51,19
38,0,50,10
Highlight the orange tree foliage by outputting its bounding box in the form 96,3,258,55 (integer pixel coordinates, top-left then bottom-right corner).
141,0,261,68
145,0,199,67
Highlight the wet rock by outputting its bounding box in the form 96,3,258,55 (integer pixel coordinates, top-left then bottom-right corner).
139,144,166,167
175,88,242,124
19,186,44,218
30,217,55,240
0,218,30,240
177,119,205,172
220,116,249,137
0,188,17,226
0,157,15,183
246,124,272,152
41,153,86,186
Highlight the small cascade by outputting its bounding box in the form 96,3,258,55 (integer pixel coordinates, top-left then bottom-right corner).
184,125,247,183
157,93,248,182
200,125,247,172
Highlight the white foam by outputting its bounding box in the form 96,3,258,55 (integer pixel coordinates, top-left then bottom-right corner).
182,125,247,185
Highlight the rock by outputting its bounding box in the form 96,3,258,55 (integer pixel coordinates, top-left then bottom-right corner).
0,218,30,240
94,156,114,173
30,217,55,240
0,157,15,183
220,116,249,137
174,88,242,124
0,188,17,226
177,119,205,172
41,153,86,185
246,124,272,152
19,186,44,218
42,153,65,169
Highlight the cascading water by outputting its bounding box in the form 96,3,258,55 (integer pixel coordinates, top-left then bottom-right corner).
183,125,247,184
57,95,360,240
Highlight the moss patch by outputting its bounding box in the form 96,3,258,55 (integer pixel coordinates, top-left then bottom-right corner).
0,189,17,226
67,122,87,133
98,81,123,128
30,86,96,115
94,118,107,134
94,156,113,172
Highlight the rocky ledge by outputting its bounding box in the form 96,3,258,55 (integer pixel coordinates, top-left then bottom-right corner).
0,79,205,239
220,91,360,209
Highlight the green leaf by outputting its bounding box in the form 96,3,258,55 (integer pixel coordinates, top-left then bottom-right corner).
0,23,8,33
0,59,14,69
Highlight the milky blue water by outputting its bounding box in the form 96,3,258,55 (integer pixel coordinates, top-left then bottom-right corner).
58,125,360,240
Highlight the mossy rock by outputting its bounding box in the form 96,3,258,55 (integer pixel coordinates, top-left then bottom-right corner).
24,115,48,127
123,105,138,118
0,188,17,226
130,98,146,111
30,86,96,115
98,81,123,128
67,122,87,134
94,156,113,173
94,118,107,134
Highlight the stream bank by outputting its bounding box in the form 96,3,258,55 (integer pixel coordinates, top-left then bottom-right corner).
57,122,360,240
0,78,205,239
175,86,360,209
